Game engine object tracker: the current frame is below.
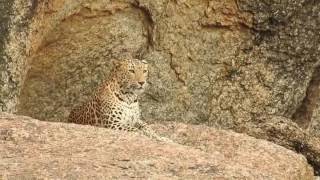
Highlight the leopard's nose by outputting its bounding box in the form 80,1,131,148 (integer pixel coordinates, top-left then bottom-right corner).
138,81,145,86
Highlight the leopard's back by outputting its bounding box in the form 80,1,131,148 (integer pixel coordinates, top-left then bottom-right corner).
67,97,103,125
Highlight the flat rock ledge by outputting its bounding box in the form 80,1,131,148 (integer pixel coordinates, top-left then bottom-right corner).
0,113,314,179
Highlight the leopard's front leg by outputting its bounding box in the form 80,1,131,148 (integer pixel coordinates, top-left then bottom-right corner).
133,120,174,143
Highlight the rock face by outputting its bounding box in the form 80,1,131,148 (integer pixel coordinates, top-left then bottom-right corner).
310,104,320,137
234,115,320,175
292,62,320,137
1,0,320,175
0,1,35,112
0,0,315,127
0,113,314,179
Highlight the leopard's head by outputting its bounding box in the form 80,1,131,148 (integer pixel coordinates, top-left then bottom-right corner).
113,58,148,94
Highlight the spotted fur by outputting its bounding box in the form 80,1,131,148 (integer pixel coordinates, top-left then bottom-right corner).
68,59,170,142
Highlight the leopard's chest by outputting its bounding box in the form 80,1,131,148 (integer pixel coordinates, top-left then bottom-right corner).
110,101,140,125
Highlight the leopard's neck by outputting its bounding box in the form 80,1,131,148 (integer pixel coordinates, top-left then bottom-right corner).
96,78,139,104
114,91,138,104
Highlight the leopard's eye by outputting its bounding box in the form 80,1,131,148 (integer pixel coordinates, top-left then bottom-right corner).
129,70,135,73
143,70,148,73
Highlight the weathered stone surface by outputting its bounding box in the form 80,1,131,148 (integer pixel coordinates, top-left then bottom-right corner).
1,0,320,175
234,115,320,174
0,1,35,112
0,113,314,179
8,0,318,127
300,66,320,138
310,104,320,137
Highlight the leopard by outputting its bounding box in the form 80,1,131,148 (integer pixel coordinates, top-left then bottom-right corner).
68,58,171,142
